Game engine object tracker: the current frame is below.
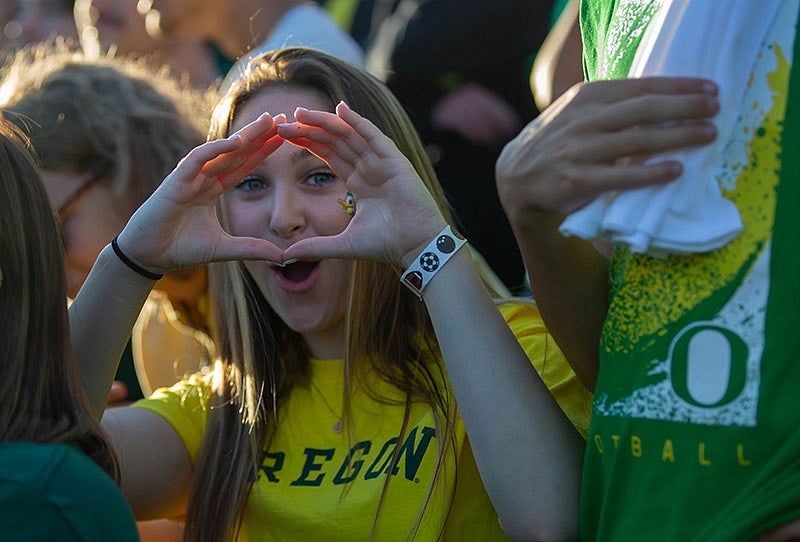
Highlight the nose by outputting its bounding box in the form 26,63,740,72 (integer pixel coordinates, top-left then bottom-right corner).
268,185,306,239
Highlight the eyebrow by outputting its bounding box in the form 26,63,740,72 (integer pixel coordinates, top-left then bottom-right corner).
289,148,320,165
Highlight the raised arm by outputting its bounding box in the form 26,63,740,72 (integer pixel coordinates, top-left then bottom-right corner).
530,0,584,111
68,113,286,516
496,76,720,390
71,113,285,417
278,103,584,539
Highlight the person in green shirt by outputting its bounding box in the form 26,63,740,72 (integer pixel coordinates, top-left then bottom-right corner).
0,119,138,541
498,0,800,539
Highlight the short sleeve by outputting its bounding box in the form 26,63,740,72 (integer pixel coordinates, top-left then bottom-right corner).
132,372,212,464
498,301,593,438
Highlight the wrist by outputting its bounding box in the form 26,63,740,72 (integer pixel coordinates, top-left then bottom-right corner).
400,224,468,299
398,219,449,269
110,236,164,281
505,204,566,235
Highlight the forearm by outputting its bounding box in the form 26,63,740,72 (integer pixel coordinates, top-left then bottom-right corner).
531,0,584,111
510,211,609,391
70,244,156,418
423,250,583,540
495,75,721,386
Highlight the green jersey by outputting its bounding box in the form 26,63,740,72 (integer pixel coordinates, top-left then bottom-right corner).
580,0,800,539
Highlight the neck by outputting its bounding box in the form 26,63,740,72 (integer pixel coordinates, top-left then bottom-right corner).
302,323,346,361
216,0,302,58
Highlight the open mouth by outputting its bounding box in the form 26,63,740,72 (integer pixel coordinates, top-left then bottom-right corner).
278,261,319,283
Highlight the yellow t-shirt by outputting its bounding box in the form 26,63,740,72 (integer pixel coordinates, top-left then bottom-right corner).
134,301,591,540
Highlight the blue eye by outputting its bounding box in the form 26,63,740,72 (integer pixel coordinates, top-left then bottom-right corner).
305,171,336,188
235,176,268,192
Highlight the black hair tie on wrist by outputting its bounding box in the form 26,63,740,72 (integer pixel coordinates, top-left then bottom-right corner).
111,236,164,281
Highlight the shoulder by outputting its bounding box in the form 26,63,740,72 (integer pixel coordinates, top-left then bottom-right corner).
497,299,548,335
496,300,561,366
132,370,213,463
0,443,137,541
497,300,593,438
139,370,214,406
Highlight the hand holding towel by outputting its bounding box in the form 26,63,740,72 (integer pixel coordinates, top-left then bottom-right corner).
560,0,782,255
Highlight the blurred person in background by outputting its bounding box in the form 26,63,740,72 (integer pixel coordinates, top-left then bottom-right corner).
74,0,221,88
315,0,401,50
0,43,215,407
0,0,20,51
367,0,556,293
140,0,364,74
10,0,77,45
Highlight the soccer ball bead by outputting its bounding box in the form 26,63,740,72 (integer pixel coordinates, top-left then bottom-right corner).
419,252,440,272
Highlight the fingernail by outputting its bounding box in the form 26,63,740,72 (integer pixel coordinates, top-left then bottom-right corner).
295,106,309,114
702,81,718,95
705,96,720,110
283,258,298,265
267,260,286,268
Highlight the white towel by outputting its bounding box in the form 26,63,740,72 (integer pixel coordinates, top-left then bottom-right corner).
560,0,783,256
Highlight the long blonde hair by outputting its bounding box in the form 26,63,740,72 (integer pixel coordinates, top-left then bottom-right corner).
187,48,500,541
0,118,117,477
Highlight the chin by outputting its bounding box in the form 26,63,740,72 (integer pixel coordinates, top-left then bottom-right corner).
280,312,331,335
277,304,344,339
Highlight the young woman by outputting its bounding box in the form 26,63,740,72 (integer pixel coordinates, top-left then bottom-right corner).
0,119,137,540
71,47,590,541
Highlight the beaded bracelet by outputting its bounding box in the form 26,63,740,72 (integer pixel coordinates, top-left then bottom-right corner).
401,225,467,299
111,236,164,281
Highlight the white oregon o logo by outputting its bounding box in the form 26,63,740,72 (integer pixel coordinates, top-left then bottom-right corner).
669,324,748,409
686,329,732,405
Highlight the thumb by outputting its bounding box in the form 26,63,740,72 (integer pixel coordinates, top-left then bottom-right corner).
283,233,356,261
212,236,286,264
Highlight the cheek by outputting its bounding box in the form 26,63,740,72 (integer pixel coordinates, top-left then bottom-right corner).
315,195,353,236
64,209,124,267
62,220,103,268
326,262,352,297
222,197,263,237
